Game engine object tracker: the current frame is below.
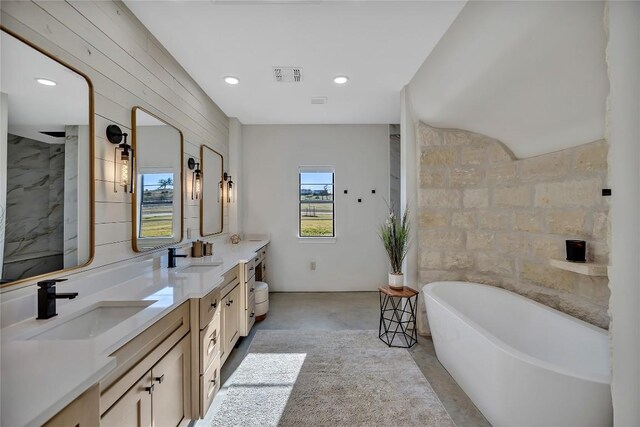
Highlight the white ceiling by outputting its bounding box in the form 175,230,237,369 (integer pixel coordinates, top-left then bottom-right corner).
124,0,466,124
408,1,608,158
1,31,89,133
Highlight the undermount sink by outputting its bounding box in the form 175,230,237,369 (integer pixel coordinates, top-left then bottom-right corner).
27,300,155,341
178,262,223,274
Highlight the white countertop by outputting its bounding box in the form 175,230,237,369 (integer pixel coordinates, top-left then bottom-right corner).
0,239,268,427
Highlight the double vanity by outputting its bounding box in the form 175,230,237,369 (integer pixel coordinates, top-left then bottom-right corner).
0,239,269,427
0,22,258,427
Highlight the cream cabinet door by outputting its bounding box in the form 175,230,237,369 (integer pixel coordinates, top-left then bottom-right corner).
152,335,191,427
101,373,152,427
223,285,240,353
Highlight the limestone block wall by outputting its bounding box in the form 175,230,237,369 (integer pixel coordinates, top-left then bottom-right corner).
417,123,610,331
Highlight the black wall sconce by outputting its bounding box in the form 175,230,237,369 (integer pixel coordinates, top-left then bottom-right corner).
188,158,201,200
223,172,234,203
106,124,133,193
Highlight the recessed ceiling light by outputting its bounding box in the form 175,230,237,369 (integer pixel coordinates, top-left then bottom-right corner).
333,75,349,85
36,78,57,87
224,76,240,85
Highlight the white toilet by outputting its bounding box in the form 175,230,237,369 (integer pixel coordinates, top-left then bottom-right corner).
254,281,269,321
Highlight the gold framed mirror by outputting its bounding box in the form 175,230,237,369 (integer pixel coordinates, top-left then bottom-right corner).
1,27,95,288
131,107,184,252
200,145,224,236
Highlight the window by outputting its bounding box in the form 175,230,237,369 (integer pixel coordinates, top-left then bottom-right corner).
139,172,174,238
299,167,334,237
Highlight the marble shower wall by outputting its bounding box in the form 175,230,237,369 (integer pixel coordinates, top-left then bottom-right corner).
417,123,610,331
63,125,79,268
3,134,65,280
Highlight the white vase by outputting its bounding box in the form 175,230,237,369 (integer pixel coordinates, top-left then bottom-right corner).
388,273,404,290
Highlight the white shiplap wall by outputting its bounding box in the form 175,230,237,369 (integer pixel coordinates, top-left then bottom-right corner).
0,0,230,293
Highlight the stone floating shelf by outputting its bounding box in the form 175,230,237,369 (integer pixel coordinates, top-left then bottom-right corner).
549,259,609,277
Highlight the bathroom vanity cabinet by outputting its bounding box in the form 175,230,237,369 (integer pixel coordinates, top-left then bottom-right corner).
240,245,267,337
37,244,268,426
191,265,238,417
99,302,192,427
240,257,257,337
101,336,190,427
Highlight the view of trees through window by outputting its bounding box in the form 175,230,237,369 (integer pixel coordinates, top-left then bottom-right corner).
299,170,334,237
139,173,174,238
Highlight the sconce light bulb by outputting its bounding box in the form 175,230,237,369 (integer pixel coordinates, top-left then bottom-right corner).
194,177,201,200
121,159,129,187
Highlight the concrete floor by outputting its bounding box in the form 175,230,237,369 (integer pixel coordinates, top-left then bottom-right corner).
202,292,490,427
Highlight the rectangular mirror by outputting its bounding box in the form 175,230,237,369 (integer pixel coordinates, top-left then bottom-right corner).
200,145,223,236
131,107,183,252
1,29,94,287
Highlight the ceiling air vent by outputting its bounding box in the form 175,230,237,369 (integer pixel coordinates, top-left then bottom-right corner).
273,66,303,83
310,96,327,105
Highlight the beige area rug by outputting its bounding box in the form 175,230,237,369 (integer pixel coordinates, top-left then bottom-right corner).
211,330,455,427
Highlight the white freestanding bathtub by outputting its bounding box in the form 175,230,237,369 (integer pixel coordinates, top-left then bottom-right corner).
424,281,612,427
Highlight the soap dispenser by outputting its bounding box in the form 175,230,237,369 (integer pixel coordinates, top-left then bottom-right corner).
192,240,204,257
204,242,213,256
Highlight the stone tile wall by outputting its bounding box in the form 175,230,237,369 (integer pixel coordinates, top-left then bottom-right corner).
417,123,610,331
3,134,65,280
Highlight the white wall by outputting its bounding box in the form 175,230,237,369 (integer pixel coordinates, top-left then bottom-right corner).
0,0,228,297
607,1,640,425
228,118,242,235
400,87,420,328
242,124,389,292
408,0,607,158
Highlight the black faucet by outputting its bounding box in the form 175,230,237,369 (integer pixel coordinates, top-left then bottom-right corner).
168,247,187,268
37,279,78,320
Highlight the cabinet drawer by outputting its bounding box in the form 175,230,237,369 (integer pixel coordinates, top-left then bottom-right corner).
247,294,256,333
244,258,256,281
199,356,220,416
199,311,220,374
199,287,220,331
259,247,267,263
220,267,240,299
246,274,256,305
223,265,239,287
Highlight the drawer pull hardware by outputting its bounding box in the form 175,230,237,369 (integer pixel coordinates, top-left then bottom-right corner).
211,300,218,308
154,375,164,384
250,287,254,293
207,378,216,397
225,300,231,306
230,299,234,304
250,312,255,318
145,384,154,394
249,267,254,271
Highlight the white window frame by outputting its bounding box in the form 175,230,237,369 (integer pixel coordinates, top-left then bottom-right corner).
298,166,335,240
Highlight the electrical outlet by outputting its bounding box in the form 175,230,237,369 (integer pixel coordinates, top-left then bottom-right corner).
310,261,316,271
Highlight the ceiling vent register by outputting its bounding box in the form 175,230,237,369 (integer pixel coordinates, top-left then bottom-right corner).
273,66,303,83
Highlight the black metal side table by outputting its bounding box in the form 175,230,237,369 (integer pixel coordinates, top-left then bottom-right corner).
378,285,419,348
